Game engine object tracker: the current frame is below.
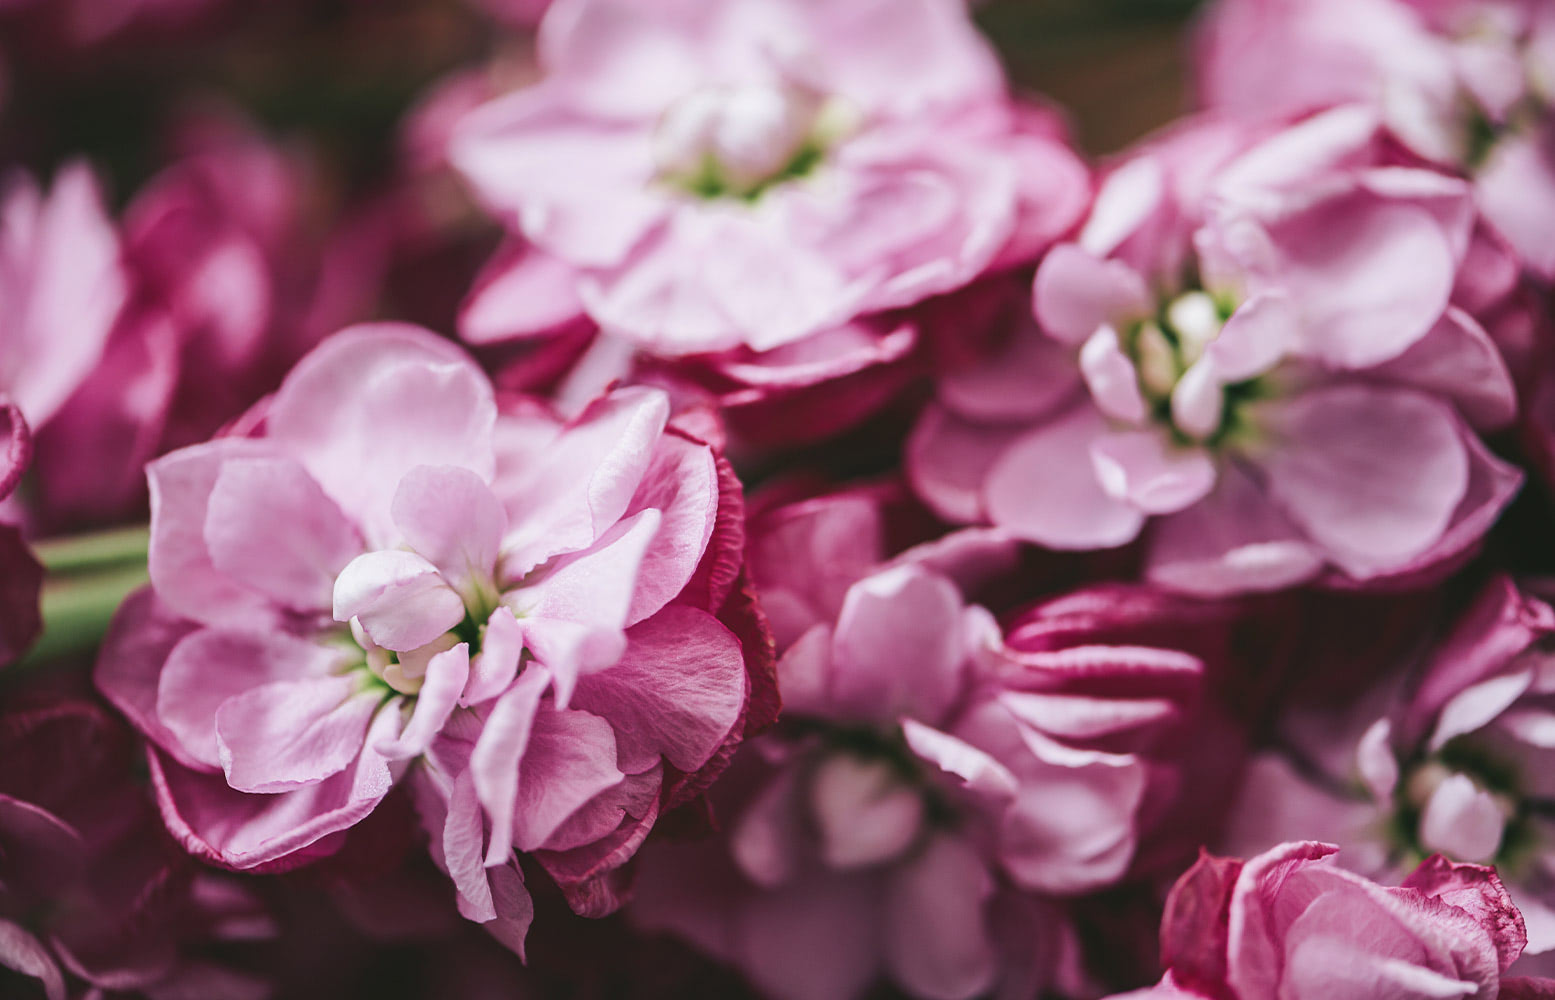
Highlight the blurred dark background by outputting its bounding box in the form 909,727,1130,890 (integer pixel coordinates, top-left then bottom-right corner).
0,0,1208,200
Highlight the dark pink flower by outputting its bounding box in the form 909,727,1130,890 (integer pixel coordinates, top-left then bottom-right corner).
1112,842,1553,1000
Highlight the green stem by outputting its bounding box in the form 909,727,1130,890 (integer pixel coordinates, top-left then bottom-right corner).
15,524,152,670
32,525,150,574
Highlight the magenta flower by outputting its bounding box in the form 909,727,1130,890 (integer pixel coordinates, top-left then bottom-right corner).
910,109,1521,595
0,681,272,1000
1197,0,1555,281
448,0,1087,358
1223,576,1555,968
1110,842,1554,1000
633,488,1232,1000
96,324,774,956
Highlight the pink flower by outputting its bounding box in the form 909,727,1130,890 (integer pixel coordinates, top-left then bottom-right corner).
0,398,40,668
449,0,1087,358
0,162,127,439
633,489,1232,1000
1196,0,1555,280
1111,841,1554,1000
910,109,1522,596
96,324,774,956
1223,576,1555,965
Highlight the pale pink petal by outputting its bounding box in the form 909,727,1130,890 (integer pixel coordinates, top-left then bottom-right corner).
1033,244,1151,345
620,433,718,625
809,753,925,870
883,835,997,1000
1368,308,1517,431
570,605,744,774
510,705,624,852
900,718,1020,800
147,440,289,628
470,664,550,865
264,324,496,544
464,607,523,707
204,456,364,614
1476,126,1555,281
375,644,470,760
516,617,627,711
1091,430,1218,515
332,550,466,653
1418,774,1506,864
156,628,352,770
830,564,966,726
215,675,385,793
735,872,883,1000
1207,292,1296,381
0,919,66,1000
459,242,586,345
147,705,400,871
391,465,507,588
510,507,661,641
500,387,669,575
1080,326,1149,424
1146,462,1325,596
937,312,1083,423
906,404,1028,525
1254,385,1469,579
731,765,807,889
1271,195,1456,368
985,404,1147,550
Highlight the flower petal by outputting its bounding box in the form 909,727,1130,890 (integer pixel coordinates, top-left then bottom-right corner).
215,675,385,793
333,550,466,653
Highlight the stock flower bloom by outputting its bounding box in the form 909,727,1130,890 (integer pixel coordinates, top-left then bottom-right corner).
1111,842,1555,999
1224,576,1555,968
1197,0,1555,280
634,489,1232,1000
96,324,774,956
910,109,1522,595
449,0,1087,358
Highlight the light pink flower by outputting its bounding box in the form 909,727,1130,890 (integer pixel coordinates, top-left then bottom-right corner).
633,489,1231,1000
96,324,774,957
1223,576,1555,968
1196,0,1555,280
449,0,1087,358
1111,841,1553,1000
910,109,1522,596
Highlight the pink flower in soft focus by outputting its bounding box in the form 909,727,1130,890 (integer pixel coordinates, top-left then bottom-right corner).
1197,0,1555,280
95,324,775,957
449,0,1089,358
0,398,40,668
910,109,1522,596
1222,576,1555,971
0,162,127,437
30,113,389,532
1108,842,1555,1000
0,681,274,1000
632,488,1238,1000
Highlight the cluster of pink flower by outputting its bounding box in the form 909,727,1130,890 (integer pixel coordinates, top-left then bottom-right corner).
6,0,1555,997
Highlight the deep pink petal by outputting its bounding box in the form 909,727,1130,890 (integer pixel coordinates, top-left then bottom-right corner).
570,605,744,774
